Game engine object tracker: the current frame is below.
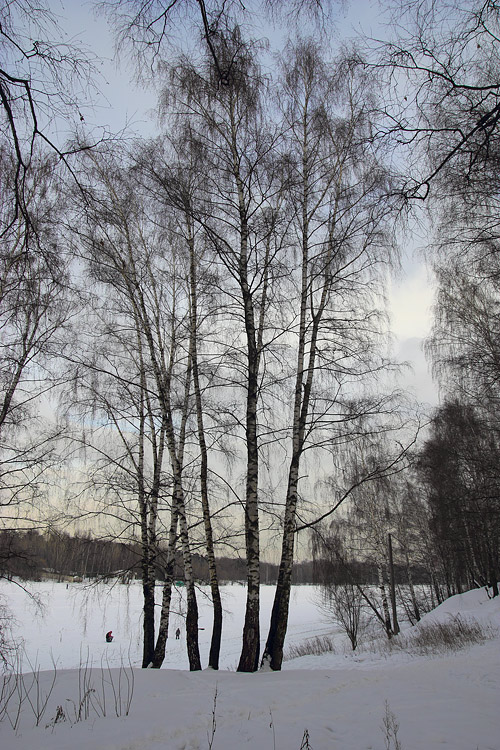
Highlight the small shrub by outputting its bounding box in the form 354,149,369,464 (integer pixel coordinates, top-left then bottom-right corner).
320,584,365,650
410,615,496,654
381,701,404,750
299,728,312,749
368,614,496,657
284,635,335,661
46,704,67,730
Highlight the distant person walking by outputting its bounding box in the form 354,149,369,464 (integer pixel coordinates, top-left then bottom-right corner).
175,628,181,640
106,630,113,642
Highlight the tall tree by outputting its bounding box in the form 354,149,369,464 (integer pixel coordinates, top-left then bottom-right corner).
167,27,284,671
262,41,398,670
419,400,500,597
63,301,170,668
0,153,71,537
135,140,225,668
68,145,202,669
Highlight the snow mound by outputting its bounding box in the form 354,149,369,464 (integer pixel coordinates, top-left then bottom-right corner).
418,585,500,626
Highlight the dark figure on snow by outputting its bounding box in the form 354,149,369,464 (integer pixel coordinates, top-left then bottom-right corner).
106,631,113,642
175,628,181,640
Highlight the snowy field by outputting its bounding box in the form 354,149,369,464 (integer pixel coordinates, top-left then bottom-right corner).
1,580,499,750
1,581,333,672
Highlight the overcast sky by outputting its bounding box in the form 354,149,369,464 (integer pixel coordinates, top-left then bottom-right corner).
55,0,439,408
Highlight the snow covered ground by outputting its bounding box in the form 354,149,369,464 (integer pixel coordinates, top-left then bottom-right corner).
1,581,333,672
1,581,499,749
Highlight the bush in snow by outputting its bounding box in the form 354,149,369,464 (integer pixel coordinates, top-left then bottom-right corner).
372,614,497,657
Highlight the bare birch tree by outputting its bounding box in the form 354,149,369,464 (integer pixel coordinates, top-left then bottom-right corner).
134,139,226,668
262,41,398,670
164,26,286,671
68,145,202,669
101,0,337,88
0,152,72,536
62,294,170,668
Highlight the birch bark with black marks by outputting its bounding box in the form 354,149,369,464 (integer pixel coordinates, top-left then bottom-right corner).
70,149,199,667
263,40,391,670
166,31,274,673
151,264,201,671
187,216,223,669
151,504,179,667
233,120,261,672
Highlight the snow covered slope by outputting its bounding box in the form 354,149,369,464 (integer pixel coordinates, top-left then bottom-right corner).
1,584,499,750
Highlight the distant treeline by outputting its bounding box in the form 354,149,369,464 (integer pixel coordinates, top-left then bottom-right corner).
0,529,430,586
0,529,312,584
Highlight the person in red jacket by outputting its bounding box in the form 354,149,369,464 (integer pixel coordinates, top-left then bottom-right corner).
106,631,113,642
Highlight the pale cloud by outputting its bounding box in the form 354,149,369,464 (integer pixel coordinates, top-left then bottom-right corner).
385,265,439,406
388,265,435,341
396,336,439,406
